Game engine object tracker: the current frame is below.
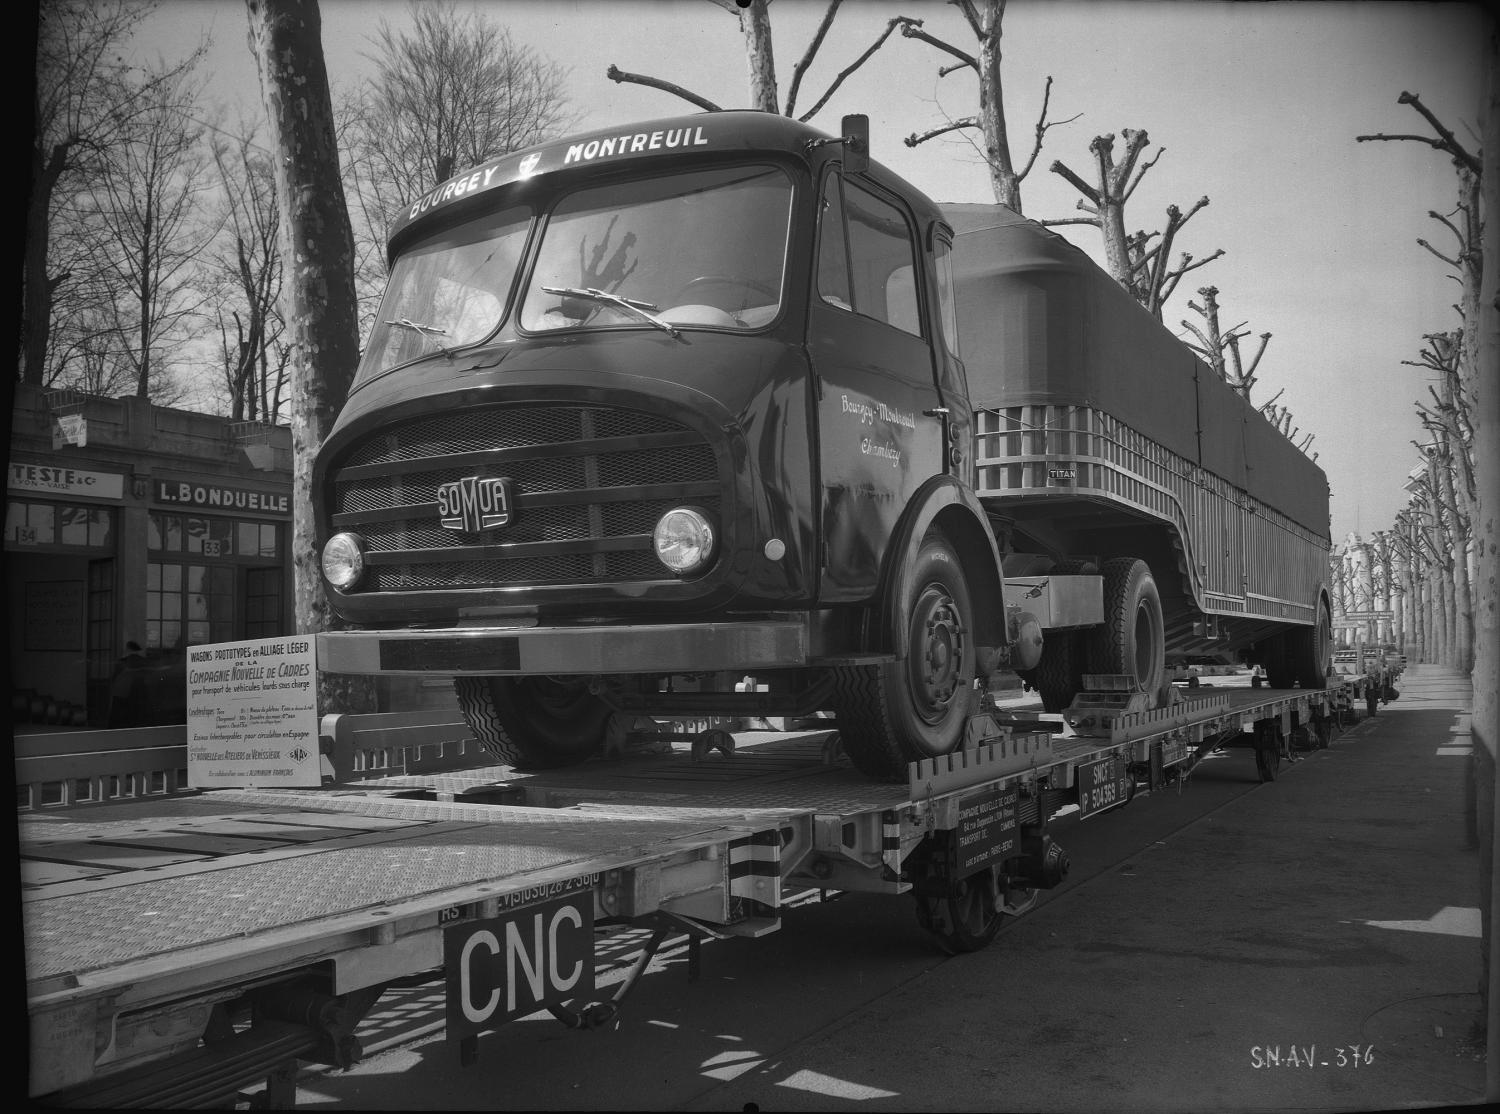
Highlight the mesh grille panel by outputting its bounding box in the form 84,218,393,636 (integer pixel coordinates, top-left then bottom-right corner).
330,403,723,592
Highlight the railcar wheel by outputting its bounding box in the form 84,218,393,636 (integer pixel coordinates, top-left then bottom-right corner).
1086,558,1167,705
913,866,1004,954
833,530,977,781
454,675,611,769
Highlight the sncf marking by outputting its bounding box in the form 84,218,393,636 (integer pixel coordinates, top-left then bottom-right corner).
437,476,514,533
565,126,709,165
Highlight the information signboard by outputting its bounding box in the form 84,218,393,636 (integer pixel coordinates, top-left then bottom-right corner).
186,636,321,788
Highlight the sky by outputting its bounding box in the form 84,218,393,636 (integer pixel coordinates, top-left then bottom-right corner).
136,0,1490,546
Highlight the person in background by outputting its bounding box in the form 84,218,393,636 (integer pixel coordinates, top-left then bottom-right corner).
107,641,149,727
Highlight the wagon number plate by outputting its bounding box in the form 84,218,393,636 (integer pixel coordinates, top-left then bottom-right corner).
444,891,594,1040
1078,756,1131,818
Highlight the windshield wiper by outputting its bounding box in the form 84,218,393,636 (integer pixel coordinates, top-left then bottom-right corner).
542,285,679,338
386,317,449,338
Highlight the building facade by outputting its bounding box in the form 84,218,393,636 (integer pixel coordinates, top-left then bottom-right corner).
7,385,294,726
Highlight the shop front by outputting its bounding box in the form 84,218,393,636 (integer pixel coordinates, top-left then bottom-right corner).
7,388,294,727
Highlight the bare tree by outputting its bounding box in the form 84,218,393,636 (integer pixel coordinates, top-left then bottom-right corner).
78,60,215,400
1180,286,1271,397
901,0,1077,214
205,120,288,423
246,0,372,714
339,1,572,336
1361,92,1484,673
26,0,206,387
608,0,909,124
1048,129,1224,319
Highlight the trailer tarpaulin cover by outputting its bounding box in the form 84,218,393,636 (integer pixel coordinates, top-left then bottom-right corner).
942,204,1329,539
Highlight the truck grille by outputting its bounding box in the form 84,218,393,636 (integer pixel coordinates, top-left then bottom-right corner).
329,404,722,591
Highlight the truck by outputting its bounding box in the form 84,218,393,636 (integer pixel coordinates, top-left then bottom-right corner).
311,110,1333,783
19,111,1353,1109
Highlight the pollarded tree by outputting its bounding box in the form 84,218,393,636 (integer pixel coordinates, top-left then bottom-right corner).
1357,90,1483,402
1048,129,1224,319
900,0,1077,214
1179,286,1271,398
608,0,912,124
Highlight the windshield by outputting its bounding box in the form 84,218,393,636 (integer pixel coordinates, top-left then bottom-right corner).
520,165,792,334
361,205,531,377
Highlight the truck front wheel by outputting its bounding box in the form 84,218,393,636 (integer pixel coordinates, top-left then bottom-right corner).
833,530,977,781
1086,558,1167,706
454,676,610,769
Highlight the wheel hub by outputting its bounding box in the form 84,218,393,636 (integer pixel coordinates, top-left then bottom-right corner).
910,584,966,722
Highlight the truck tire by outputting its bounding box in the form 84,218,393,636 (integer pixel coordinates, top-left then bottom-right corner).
832,530,977,781
1031,631,1085,714
1258,634,1294,690
454,676,610,769
1015,559,1095,713
1286,599,1332,689
1085,558,1167,705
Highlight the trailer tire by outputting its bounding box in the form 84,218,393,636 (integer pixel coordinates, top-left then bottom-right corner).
454,676,610,769
832,530,977,781
1287,598,1332,689
1259,634,1295,690
1085,558,1166,706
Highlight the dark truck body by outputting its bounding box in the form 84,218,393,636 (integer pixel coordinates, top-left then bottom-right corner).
313,110,1331,777
944,204,1331,661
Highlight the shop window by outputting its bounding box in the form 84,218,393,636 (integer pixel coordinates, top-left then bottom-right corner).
5,501,112,550
236,520,280,557
148,512,184,552
245,567,285,639
152,513,280,559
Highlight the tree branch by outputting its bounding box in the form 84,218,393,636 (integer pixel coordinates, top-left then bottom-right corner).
799,16,919,122
606,65,720,112
906,117,981,147
784,0,843,120
1049,158,1099,205
899,22,978,73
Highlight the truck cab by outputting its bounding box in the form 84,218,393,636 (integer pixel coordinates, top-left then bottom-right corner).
314,112,1008,780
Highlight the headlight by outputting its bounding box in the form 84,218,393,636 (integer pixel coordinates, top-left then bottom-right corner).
322,531,366,590
653,507,715,574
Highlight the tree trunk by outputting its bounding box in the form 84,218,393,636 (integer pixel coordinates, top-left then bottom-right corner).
1438,446,1475,670
246,0,374,714
22,145,67,385
976,0,1020,211
740,0,777,113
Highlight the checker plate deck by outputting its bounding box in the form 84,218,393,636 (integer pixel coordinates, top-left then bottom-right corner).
20,790,755,985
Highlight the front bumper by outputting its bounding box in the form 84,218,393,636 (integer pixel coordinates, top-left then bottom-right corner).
316,618,812,676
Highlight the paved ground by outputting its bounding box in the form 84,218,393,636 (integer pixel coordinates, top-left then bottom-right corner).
687,663,1487,1112
291,665,1487,1111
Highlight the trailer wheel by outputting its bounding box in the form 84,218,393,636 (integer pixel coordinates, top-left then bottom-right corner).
1287,598,1332,689
832,530,977,781
454,676,610,769
1086,558,1166,705
913,867,1004,954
